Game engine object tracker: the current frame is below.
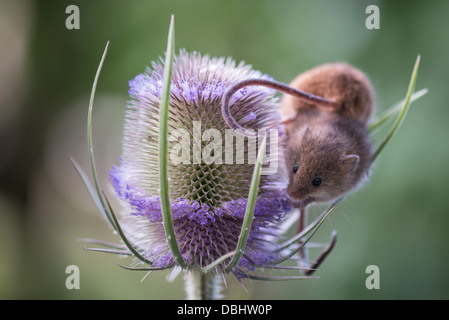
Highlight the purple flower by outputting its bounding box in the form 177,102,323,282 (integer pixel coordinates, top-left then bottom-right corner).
109,50,291,278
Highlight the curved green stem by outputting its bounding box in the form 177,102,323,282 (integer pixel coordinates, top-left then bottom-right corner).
371,55,422,163
86,41,118,231
158,15,186,268
225,135,267,273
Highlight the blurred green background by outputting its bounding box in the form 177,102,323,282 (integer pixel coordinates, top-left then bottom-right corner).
1,0,448,299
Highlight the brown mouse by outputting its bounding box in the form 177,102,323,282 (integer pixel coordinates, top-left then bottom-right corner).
279,63,375,207
221,63,375,207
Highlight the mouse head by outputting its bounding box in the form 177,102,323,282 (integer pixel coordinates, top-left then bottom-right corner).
285,127,360,206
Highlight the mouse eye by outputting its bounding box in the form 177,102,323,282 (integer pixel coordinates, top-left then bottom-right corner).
312,177,322,186
293,164,299,174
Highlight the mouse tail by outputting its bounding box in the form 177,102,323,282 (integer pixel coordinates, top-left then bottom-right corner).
221,78,339,135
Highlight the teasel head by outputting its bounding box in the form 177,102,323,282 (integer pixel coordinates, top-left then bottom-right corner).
108,47,295,277
76,16,302,290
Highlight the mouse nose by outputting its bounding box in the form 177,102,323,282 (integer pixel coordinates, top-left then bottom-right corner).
287,185,308,200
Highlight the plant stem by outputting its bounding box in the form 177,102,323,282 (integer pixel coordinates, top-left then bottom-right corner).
297,206,309,267
185,271,223,300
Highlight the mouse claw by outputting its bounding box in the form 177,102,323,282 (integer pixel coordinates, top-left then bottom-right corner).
301,230,338,276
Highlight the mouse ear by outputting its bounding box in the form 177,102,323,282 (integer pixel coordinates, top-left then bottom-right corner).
342,154,360,172
295,125,310,140
300,125,310,136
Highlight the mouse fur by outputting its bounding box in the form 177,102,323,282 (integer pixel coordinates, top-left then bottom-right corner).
280,62,375,128
284,114,372,207
280,63,375,206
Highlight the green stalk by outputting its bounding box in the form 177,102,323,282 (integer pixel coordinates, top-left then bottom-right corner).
158,15,186,268
86,41,117,231
371,55,422,163
185,272,223,300
368,88,428,133
81,41,155,266
225,135,267,273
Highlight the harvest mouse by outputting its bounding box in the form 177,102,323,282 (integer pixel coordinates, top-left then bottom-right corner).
220,62,376,274
280,63,375,207
221,63,375,207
